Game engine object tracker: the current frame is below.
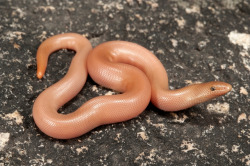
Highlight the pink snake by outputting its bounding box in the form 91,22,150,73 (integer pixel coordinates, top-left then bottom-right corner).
33,33,232,139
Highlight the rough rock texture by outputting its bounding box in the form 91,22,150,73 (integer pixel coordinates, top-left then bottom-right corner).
0,0,249,165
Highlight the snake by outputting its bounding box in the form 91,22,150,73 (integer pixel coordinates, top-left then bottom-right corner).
32,33,232,139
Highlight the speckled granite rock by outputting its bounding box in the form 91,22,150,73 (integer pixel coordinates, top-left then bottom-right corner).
0,0,249,165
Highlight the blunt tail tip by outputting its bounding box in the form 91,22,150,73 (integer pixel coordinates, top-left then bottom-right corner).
37,71,43,79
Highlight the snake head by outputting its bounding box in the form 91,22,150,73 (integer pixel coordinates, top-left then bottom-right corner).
183,81,232,109
184,81,232,111
207,81,232,97
191,81,232,105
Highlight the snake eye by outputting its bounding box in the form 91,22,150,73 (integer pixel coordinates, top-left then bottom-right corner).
210,86,216,91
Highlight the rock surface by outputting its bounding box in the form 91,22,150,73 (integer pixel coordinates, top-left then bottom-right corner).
0,0,249,165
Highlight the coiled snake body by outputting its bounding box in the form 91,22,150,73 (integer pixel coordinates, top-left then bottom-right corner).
33,33,232,139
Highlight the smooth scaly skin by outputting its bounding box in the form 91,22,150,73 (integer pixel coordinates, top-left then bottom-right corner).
32,33,232,139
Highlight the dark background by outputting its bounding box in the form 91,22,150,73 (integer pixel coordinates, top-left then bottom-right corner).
0,0,249,165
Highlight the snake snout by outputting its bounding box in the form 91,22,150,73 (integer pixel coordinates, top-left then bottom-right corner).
211,82,232,95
